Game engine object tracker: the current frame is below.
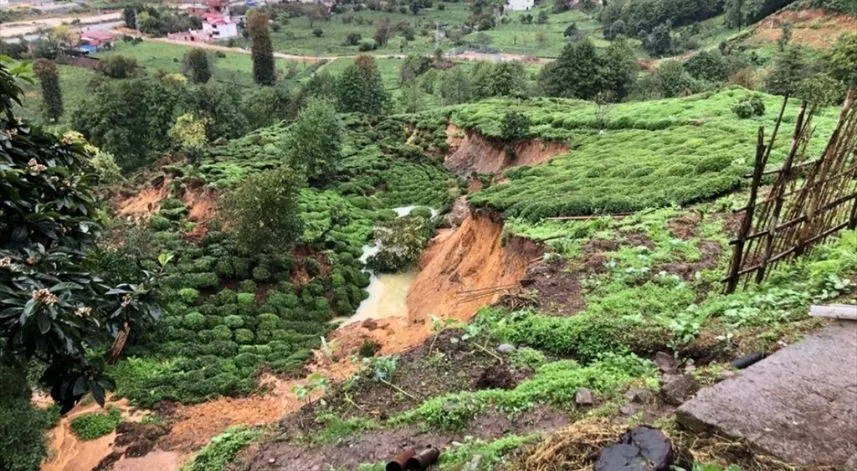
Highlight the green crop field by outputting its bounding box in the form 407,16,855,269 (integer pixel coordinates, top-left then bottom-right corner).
410,88,843,220
96,40,310,87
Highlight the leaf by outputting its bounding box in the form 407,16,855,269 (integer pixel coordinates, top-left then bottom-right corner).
37,314,51,334
91,381,105,407
50,281,84,292
72,376,88,397
105,288,128,296
21,298,38,322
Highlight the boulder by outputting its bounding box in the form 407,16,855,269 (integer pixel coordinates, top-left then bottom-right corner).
594,426,672,471
624,388,654,404
496,343,516,354
660,374,699,406
574,387,594,406
653,351,677,374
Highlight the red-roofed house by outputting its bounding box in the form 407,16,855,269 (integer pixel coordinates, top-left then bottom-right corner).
79,31,115,50
201,13,238,40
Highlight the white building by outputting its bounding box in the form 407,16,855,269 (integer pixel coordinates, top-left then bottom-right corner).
201,14,238,40
506,0,534,11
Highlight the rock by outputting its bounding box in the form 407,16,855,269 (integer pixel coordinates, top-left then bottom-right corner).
268,458,276,464
619,404,638,416
677,322,857,468
442,197,469,228
654,351,677,374
624,388,654,404
464,455,482,471
845,453,857,471
574,387,595,406
594,426,672,471
496,343,516,354
660,374,699,406
473,364,518,390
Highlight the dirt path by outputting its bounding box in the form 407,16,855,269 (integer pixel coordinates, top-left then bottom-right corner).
0,11,122,38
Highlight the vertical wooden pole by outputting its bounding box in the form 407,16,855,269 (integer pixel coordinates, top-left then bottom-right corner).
726,127,766,294
756,104,808,283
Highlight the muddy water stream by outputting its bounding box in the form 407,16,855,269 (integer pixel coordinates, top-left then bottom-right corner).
344,205,437,325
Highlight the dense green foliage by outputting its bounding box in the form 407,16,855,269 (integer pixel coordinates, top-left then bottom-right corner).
539,39,636,100
183,48,212,84
1,61,164,412
287,98,343,181
32,59,63,122
337,55,390,115
225,167,305,252
183,427,262,471
69,406,122,440
0,365,60,471
248,10,276,86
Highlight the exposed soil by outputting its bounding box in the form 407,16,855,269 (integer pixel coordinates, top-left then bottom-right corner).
114,178,170,222
444,124,569,175
656,240,724,282
750,9,857,50
522,261,585,316
181,185,219,240
668,212,702,240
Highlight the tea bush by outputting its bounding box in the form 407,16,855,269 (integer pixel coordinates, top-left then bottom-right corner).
69,407,122,440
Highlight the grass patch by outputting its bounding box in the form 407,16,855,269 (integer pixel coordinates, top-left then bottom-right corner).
183,426,263,471
69,406,122,441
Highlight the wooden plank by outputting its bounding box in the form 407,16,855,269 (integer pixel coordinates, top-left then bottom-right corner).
810,304,857,321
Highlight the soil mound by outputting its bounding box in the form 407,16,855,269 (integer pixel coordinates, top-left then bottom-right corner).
750,8,856,49
445,124,569,175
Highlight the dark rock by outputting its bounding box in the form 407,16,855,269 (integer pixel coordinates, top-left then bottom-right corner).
574,387,594,406
594,426,672,471
677,322,857,468
624,388,654,404
496,343,516,354
660,374,699,406
654,351,677,374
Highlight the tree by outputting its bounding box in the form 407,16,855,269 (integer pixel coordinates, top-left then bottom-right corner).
247,10,275,86
33,59,63,122
500,111,531,141
179,82,250,141
828,33,857,87
725,0,745,29
605,19,627,40
684,50,728,82
796,74,845,106
536,10,549,24
777,22,793,52
225,167,304,252
764,46,810,97
439,66,473,105
1,61,166,416
242,85,294,129
336,55,389,115
183,48,212,84
600,37,637,100
122,6,138,29
539,39,603,99
643,23,673,57
73,77,181,170
374,18,392,46
97,55,139,79
287,97,342,181
169,113,208,164
564,22,581,42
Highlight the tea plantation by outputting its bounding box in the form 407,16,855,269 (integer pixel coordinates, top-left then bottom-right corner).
407,88,843,220
109,114,455,407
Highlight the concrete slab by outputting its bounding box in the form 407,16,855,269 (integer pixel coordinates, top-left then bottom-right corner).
677,321,857,468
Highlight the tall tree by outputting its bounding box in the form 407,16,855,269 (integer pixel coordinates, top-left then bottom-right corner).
336,55,389,115
225,167,304,252
287,97,343,181
539,39,603,99
764,46,810,97
725,0,745,29
600,37,637,100
828,33,857,88
33,59,63,122
183,48,212,84
247,10,276,86
439,66,473,105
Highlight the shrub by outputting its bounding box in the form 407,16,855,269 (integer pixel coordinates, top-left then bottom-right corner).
214,289,236,306
236,292,256,305
183,427,262,471
234,329,255,344
150,215,171,231
500,111,531,141
212,325,233,341
733,96,765,119
223,315,244,329
69,407,122,440
179,288,201,305
305,258,321,277
251,266,271,282
695,155,733,174
239,280,257,293
185,272,219,289
183,312,206,329
344,32,362,45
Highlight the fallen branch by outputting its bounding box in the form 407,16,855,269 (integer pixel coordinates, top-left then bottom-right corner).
379,378,418,401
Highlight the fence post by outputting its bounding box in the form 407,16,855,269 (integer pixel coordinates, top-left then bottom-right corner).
756,103,808,283
726,127,766,294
